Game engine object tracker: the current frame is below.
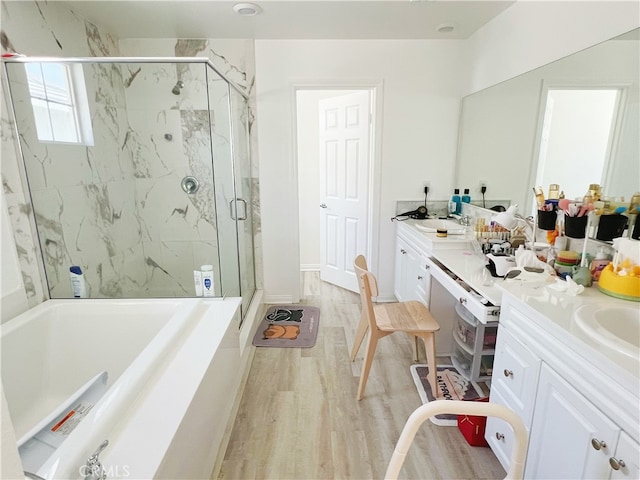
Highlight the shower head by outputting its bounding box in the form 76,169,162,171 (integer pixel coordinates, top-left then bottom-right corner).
172,81,185,95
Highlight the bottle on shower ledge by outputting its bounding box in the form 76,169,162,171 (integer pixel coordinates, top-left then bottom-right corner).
201,264,215,297
462,188,471,204
69,266,87,298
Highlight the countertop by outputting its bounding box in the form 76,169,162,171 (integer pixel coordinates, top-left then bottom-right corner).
399,220,639,382
498,279,640,381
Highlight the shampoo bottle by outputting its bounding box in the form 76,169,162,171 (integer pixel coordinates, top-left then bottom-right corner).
451,189,462,215
461,188,471,204
193,270,203,297
69,266,87,298
201,264,215,297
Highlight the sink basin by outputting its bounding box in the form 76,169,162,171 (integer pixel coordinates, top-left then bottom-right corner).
415,219,466,234
574,304,640,359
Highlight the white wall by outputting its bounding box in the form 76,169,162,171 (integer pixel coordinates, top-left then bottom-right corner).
256,40,466,302
465,0,640,94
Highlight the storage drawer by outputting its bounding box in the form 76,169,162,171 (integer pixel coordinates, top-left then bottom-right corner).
452,338,494,381
491,324,541,425
426,256,500,323
454,303,498,350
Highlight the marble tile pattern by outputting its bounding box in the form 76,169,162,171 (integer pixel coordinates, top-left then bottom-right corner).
1,1,261,302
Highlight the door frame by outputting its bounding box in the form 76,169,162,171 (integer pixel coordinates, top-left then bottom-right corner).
292,81,383,301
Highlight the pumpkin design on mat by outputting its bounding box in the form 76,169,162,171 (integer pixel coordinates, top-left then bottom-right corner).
263,324,300,340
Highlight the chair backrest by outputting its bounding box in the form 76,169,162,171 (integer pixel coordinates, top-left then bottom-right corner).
354,255,378,330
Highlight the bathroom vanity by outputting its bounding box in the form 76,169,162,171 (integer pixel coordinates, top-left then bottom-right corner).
488,283,639,479
395,219,640,478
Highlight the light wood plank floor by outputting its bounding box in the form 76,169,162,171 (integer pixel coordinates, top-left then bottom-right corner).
219,272,505,480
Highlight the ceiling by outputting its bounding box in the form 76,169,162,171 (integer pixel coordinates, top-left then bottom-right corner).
54,1,516,40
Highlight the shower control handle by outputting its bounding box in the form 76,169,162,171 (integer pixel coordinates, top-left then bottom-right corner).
181,176,200,194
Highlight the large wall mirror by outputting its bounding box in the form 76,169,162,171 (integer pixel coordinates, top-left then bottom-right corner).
454,28,639,218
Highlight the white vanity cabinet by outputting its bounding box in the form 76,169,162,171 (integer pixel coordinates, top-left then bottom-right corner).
394,235,431,306
488,293,640,479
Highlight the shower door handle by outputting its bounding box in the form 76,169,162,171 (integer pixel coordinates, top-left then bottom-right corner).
229,198,248,221
237,198,248,220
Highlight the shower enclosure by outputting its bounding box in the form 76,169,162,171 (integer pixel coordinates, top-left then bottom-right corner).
4,57,256,316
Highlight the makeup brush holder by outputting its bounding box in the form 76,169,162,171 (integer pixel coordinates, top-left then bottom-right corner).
565,215,588,238
596,214,628,241
537,210,557,231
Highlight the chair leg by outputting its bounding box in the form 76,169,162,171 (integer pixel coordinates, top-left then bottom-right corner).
412,335,420,362
350,310,369,362
357,330,380,401
419,333,439,399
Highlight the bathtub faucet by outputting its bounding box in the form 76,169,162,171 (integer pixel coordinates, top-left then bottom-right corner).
84,440,109,480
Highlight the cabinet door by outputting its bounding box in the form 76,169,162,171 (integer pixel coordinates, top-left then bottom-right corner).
394,237,409,301
610,432,640,479
414,256,431,307
486,387,519,472
491,325,541,425
525,365,620,480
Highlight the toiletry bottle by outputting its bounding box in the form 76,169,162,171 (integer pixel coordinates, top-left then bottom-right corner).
461,188,471,204
451,189,462,215
69,266,87,298
590,247,611,281
201,264,215,297
194,270,203,297
534,186,545,208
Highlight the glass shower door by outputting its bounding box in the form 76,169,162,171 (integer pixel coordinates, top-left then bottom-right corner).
229,89,256,315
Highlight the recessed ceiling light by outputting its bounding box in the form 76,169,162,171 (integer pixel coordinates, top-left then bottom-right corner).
233,3,261,16
437,24,455,33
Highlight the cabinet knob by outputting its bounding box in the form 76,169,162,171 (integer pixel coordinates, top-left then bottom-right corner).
495,432,505,440
591,438,607,450
503,369,513,378
425,265,430,270
609,457,626,470
459,297,467,304
417,276,423,280
400,249,406,254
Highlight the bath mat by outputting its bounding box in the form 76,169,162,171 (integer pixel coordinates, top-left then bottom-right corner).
410,364,485,426
252,305,320,348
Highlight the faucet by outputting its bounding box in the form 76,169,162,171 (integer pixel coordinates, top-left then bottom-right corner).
83,440,109,480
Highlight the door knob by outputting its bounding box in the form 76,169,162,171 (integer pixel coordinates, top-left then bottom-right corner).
320,203,327,208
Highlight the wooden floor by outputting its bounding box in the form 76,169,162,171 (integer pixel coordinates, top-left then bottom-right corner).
218,272,505,480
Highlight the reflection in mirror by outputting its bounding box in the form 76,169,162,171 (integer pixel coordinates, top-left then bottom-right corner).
534,87,623,210
455,28,639,220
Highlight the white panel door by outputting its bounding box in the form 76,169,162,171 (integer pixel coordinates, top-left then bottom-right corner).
319,91,370,293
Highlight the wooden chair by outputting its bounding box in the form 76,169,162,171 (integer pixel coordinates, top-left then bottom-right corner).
353,255,440,401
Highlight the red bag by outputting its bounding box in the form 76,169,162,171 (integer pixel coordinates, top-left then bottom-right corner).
457,397,490,447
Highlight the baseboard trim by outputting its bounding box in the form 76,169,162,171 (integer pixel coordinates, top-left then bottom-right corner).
263,295,295,304
300,264,320,272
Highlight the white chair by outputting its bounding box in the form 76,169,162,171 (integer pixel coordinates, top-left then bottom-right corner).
385,400,528,480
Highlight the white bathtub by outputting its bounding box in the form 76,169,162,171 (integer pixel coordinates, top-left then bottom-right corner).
1,297,245,479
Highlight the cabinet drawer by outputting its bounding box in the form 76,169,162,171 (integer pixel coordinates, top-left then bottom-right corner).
426,256,499,323
491,324,541,425
611,432,640,479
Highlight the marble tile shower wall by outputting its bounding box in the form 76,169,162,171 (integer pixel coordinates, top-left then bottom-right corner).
1,1,262,305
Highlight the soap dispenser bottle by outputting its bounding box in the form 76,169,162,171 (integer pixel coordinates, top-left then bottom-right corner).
462,188,471,204
450,189,462,215
590,247,611,281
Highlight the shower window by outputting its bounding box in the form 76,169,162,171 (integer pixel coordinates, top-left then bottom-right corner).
25,63,94,145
